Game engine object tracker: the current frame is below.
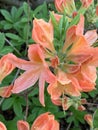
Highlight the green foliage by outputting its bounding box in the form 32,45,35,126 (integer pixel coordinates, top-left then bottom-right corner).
0,1,98,130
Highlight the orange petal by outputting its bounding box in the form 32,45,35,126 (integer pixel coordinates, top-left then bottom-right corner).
0,54,15,83
51,98,62,106
28,44,45,64
31,112,59,130
85,30,98,45
76,15,84,35
6,53,34,71
38,67,56,106
0,122,7,130
47,81,64,99
17,120,30,130
63,15,84,52
65,77,81,96
12,69,40,93
63,25,77,51
0,85,13,98
57,69,71,85
79,65,96,92
68,36,89,55
39,73,46,106
32,19,55,52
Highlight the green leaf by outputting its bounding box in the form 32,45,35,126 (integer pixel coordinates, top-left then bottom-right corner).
1,10,12,22
93,109,98,128
28,87,39,97
16,7,23,20
41,2,48,18
6,120,17,130
4,23,12,30
0,33,5,49
55,111,66,118
11,7,17,21
13,100,23,117
2,97,15,110
69,8,86,27
32,97,42,106
33,5,43,17
27,113,37,122
0,46,13,55
23,2,30,16
6,33,20,40
0,114,6,122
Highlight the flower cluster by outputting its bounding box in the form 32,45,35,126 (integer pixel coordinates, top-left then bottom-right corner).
0,113,59,130
0,0,98,129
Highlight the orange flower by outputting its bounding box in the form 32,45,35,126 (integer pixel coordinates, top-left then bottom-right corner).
31,112,59,130
0,122,7,130
17,120,30,130
48,15,98,103
10,44,56,106
47,69,81,100
32,18,55,52
0,85,13,98
80,0,93,8
0,54,15,83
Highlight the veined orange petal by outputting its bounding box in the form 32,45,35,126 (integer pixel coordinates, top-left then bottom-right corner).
17,120,30,130
32,19,55,52
12,69,40,93
6,53,34,71
0,85,13,98
67,54,92,64
39,72,46,106
85,30,98,45
39,67,56,106
0,122,7,130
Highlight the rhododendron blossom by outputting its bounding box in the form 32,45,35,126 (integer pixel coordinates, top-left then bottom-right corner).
0,0,98,129
17,113,59,130
10,44,56,106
